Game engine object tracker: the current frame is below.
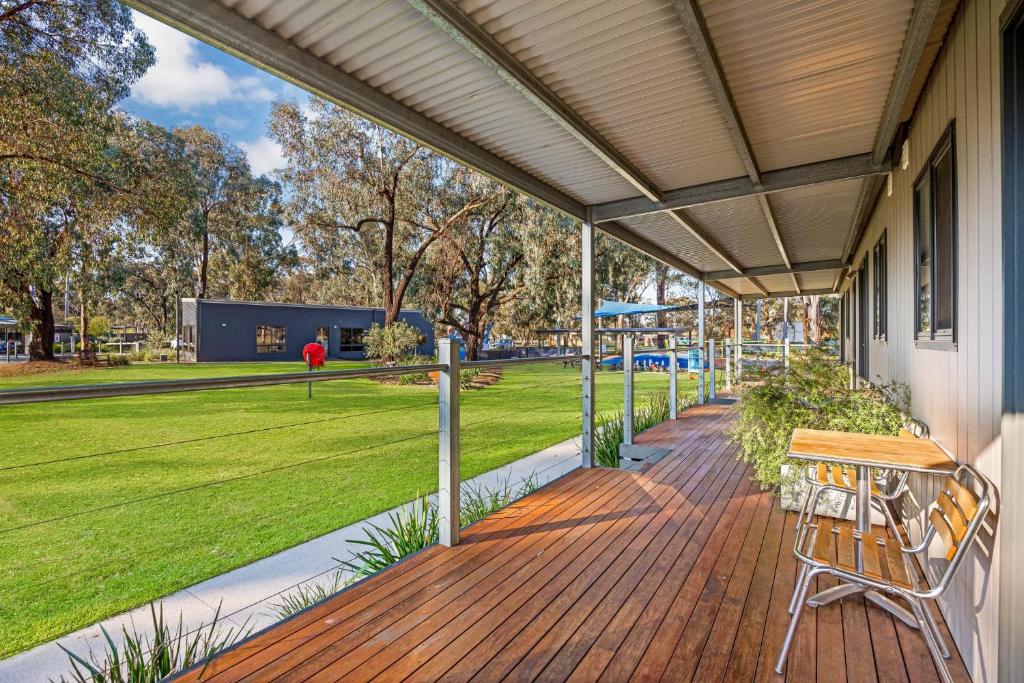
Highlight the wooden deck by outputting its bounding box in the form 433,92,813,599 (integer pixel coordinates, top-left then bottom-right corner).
178,403,971,682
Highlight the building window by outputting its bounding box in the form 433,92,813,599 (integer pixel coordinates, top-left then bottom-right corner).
315,326,329,352
914,123,957,345
873,232,887,341
338,327,365,352
256,325,286,353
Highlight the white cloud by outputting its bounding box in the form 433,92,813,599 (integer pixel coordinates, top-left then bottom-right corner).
240,136,284,176
130,12,278,109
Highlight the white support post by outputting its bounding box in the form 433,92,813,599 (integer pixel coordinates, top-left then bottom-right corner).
734,299,742,382
623,335,634,445
709,338,717,401
697,278,706,405
784,337,791,369
669,336,679,419
725,339,731,390
581,214,596,467
782,296,789,344
438,338,461,547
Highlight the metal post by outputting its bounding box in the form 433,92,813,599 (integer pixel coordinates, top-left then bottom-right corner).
725,339,731,390
669,336,678,419
623,335,634,445
782,296,789,341
734,299,742,382
709,338,717,400
697,278,706,405
784,337,791,369
175,295,180,364
581,214,596,468
438,338,461,547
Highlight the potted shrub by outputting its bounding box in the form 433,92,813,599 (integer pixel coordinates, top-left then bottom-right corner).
730,348,908,521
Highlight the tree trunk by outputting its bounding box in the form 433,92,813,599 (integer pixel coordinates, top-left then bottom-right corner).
198,223,209,299
464,330,481,361
28,288,55,361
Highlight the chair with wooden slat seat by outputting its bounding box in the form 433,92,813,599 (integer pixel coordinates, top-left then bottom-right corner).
777,464,992,683
793,419,930,536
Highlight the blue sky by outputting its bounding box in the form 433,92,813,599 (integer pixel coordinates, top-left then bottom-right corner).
121,11,308,175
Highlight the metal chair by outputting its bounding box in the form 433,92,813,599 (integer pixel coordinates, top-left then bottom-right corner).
777,464,991,683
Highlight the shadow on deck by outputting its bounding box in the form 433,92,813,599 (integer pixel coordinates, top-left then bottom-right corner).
175,403,971,682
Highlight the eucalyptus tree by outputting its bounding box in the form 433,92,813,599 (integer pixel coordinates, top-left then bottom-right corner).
269,98,492,327
0,0,153,359
427,184,531,360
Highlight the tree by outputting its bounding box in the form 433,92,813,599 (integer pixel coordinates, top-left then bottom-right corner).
0,0,153,359
430,186,528,360
269,98,490,327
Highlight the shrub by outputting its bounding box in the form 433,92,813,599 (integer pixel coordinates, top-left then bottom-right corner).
730,348,909,489
58,603,248,683
338,496,438,579
107,354,131,367
267,572,352,620
460,475,538,527
363,322,421,366
338,475,539,578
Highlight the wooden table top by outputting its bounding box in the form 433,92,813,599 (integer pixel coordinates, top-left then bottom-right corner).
788,428,957,473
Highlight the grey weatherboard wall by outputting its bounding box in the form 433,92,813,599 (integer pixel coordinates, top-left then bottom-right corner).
181,299,434,363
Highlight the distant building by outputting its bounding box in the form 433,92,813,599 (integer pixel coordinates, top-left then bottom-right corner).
179,299,434,362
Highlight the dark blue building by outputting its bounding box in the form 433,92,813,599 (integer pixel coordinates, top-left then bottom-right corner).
179,299,434,363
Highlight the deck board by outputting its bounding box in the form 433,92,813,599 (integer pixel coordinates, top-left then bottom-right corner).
176,404,972,682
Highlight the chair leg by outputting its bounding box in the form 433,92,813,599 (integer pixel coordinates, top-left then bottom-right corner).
914,596,951,659
776,568,817,673
910,598,953,683
787,563,810,615
796,479,816,530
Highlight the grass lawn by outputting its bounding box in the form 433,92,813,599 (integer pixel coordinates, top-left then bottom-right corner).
0,360,698,657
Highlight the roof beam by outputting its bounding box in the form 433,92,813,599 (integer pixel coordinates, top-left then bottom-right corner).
407,0,662,202
592,153,888,223
673,0,760,184
597,222,740,300
704,259,844,281
124,1,585,221
739,288,835,301
873,0,943,165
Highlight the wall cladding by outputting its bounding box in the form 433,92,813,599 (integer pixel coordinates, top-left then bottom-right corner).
844,0,1005,678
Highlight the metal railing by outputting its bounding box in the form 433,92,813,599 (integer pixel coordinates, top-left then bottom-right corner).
0,347,587,551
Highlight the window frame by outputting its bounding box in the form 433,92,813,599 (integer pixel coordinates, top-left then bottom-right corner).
872,231,888,342
912,122,958,350
256,324,287,354
337,327,366,353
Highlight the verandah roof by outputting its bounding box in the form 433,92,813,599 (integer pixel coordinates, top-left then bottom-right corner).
126,0,958,300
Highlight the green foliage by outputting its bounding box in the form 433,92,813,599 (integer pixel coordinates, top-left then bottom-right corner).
730,349,909,489
338,496,438,579
267,572,352,620
594,391,676,468
460,475,538,527
339,475,540,578
57,603,247,683
363,322,420,365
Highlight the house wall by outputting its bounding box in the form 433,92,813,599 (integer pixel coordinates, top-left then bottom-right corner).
844,0,1005,678
189,300,435,363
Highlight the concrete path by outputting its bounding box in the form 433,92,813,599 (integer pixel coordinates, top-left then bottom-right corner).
1,436,582,682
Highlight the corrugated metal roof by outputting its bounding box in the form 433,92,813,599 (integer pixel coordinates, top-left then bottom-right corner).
700,0,914,172
686,195,781,270
142,0,948,298
770,178,863,263
457,0,748,190
796,269,841,291
617,212,730,273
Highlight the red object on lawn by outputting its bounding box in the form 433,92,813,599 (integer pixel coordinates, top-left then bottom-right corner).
302,342,325,368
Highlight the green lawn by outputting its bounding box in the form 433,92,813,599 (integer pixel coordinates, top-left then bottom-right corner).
0,360,696,657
